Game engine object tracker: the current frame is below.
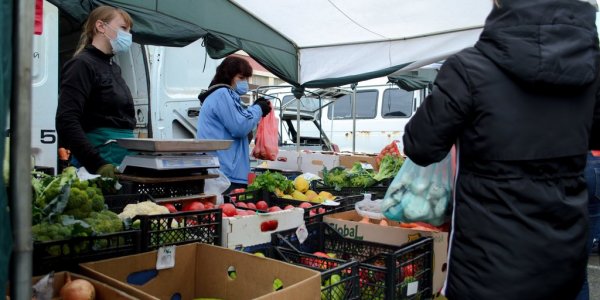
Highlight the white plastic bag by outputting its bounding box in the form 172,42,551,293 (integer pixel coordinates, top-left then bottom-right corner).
204,168,230,205
355,194,385,220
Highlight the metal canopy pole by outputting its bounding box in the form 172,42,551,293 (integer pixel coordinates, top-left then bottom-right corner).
351,83,357,154
10,0,34,299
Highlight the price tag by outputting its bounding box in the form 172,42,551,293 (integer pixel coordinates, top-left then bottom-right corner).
156,245,176,270
406,281,419,296
296,223,308,244
361,162,374,170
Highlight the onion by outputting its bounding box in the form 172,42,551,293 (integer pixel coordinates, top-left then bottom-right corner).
60,273,96,300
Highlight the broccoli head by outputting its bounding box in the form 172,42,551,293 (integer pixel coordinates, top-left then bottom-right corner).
373,155,404,182
84,210,123,234
63,186,93,219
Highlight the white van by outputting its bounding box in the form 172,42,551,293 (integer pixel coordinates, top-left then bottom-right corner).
264,71,436,154
31,1,222,173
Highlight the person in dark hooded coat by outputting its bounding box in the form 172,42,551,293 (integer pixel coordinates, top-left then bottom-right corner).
402,0,600,299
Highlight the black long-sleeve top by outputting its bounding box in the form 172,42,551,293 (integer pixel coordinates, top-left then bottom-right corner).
56,45,135,173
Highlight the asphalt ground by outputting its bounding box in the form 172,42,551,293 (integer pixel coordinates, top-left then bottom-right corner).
587,254,600,299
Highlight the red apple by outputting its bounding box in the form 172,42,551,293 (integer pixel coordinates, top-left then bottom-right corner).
236,210,247,216
313,252,329,258
203,201,215,209
236,202,248,209
284,205,294,210
318,208,326,214
247,202,257,210
245,210,256,215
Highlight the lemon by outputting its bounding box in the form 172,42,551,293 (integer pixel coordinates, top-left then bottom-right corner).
294,176,309,193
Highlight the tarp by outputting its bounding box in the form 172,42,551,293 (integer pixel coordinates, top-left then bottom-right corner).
47,0,492,87
0,0,13,296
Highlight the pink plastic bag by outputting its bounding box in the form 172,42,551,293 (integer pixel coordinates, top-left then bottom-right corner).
252,103,279,160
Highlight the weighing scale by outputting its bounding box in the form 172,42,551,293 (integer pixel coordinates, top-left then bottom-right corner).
116,139,232,177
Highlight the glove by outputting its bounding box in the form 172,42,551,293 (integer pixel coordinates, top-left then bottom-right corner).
97,163,118,180
254,98,272,117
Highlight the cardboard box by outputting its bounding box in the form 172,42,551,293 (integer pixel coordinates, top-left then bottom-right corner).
8,271,136,300
254,150,301,171
299,151,340,175
324,210,449,295
80,243,321,300
221,208,305,249
338,153,378,171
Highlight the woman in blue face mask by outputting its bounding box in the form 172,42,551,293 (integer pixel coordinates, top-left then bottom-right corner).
56,6,136,179
197,57,272,193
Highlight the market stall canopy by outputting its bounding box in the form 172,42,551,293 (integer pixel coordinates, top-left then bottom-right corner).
48,0,492,88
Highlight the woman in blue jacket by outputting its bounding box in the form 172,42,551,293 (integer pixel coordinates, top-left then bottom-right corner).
197,57,271,192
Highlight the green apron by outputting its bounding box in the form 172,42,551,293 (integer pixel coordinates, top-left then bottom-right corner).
80,127,136,166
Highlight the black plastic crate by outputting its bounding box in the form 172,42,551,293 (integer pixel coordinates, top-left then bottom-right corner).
104,193,154,213
33,230,140,275
251,168,303,181
135,208,222,251
364,238,434,300
119,179,204,198
272,222,434,299
274,246,360,300
311,180,391,199
234,242,274,258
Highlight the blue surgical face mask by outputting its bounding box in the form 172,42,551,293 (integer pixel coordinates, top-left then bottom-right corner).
104,23,132,54
234,80,249,95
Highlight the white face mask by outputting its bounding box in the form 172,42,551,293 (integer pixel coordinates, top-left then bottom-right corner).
104,23,132,54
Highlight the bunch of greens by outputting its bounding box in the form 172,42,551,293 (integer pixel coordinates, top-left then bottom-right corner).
247,171,294,194
372,154,404,182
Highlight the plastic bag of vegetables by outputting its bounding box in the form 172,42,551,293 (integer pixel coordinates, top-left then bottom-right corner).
381,151,452,226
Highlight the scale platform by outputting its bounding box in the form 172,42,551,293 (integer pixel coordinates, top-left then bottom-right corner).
116,138,232,176
119,152,220,172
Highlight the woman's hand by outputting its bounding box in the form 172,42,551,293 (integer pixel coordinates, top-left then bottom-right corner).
254,97,272,117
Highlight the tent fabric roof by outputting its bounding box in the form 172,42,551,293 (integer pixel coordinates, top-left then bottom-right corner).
48,0,492,88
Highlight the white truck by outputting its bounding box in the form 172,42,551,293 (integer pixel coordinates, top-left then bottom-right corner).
31,1,223,173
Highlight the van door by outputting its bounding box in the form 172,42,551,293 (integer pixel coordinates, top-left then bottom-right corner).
147,40,222,139
112,44,150,138
31,1,59,173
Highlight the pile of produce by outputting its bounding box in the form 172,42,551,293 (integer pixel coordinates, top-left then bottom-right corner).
31,167,123,250
322,155,404,190
375,140,401,168
246,171,336,203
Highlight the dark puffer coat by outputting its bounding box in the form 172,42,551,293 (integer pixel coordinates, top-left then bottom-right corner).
403,1,600,299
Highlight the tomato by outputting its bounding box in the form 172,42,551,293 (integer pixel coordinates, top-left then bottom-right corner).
268,206,282,212
182,201,204,211
255,201,269,211
221,203,237,217
260,220,279,232
402,264,414,277
298,202,312,209
162,203,177,213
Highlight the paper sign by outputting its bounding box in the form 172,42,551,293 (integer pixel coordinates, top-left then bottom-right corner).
322,200,340,206
156,245,176,270
296,223,308,244
407,281,419,296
